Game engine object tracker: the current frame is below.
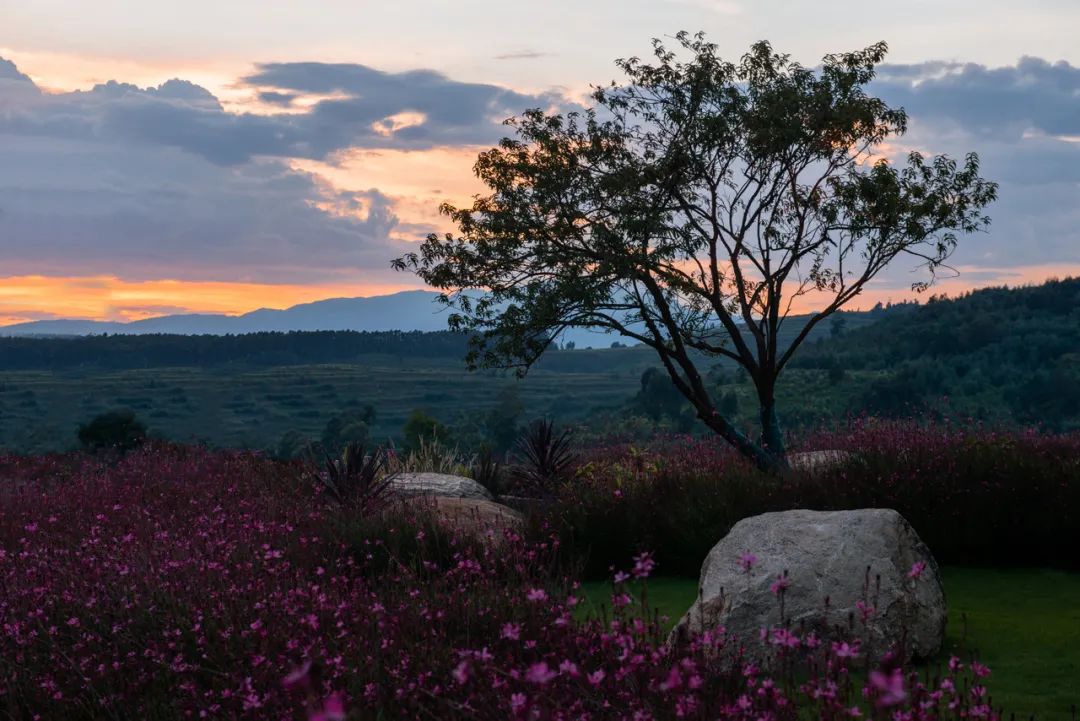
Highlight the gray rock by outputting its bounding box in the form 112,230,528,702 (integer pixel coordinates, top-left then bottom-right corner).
671,508,946,664
788,450,853,475
404,496,524,535
388,472,493,501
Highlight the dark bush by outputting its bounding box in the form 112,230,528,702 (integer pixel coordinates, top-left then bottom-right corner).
76,409,148,453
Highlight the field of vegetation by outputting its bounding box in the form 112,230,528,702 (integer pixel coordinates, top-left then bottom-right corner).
1,279,1078,456
2,420,1077,718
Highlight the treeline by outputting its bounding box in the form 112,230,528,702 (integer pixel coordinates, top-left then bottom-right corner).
793,277,1080,429
0,330,472,370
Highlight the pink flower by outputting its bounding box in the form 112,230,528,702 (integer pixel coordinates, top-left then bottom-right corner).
613,571,631,584
558,660,579,677
452,660,470,685
282,661,313,692
525,588,548,603
501,623,521,641
586,670,606,686
856,599,875,621
510,692,527,714
908,561,928,579
309,693,346,721
631,551,656,579
524,662,557,685
659,666,682,691
868,668,907,707
832,641,860,660
769,574,790,596
770,628,800,649
971,661,991,678
737,552,758,573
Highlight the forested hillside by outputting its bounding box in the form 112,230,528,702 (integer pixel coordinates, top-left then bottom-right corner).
790,277,1080,429
0,279,1076,454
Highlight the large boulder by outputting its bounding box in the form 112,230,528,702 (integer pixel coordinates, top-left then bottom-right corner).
404,496,524,535
388,472,493,501
671,508,946,663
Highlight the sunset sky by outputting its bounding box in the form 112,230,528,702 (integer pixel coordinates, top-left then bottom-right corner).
1,0,1079,325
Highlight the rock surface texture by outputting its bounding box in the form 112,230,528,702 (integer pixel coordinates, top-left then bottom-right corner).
787,450,854,475
671,508,946,663
388,472,493,501
405,496,524,534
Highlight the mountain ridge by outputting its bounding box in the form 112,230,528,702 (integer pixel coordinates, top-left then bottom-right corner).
0,290,451,336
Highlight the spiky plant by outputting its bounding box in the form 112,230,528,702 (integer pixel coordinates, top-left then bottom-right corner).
314,442,395,513
469,447,505,498
512,419,577,498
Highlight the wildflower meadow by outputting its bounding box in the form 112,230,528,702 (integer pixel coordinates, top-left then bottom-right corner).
2,419,1075,719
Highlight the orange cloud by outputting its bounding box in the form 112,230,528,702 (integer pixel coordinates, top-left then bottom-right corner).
293,146,489,237
0,46,242,98
0,275,423,326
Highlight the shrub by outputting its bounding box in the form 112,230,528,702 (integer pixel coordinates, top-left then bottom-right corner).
307,442,394,513
511,418,577,498
546,421,1080,577
76,408,147,453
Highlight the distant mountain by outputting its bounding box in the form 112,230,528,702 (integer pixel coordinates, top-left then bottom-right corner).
0,289,635,347
0,290,456,336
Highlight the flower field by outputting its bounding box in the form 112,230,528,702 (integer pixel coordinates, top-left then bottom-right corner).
2,422,1077,719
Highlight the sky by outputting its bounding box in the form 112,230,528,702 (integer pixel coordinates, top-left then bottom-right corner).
1,0,1078,325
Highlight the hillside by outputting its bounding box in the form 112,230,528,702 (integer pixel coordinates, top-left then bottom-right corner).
788,277,1080,430
0,279,1075,454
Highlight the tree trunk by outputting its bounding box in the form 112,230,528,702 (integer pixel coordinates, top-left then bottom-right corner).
754,370,790,471
700,410,784,473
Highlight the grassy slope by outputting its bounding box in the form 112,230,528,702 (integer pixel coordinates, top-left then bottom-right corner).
0,311,882,454
581,569,1080,719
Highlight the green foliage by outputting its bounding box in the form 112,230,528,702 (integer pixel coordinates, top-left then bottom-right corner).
321,405,376,452
635,367,687,423
468,447,506,497
395,32,996,469
273,429,315,460
719,390,739,416
794,277,1080,430
76,409,147,453
485,385,524,453
402,409,449,450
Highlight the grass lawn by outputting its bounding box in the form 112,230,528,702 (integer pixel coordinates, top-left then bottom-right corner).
581,567,1080,719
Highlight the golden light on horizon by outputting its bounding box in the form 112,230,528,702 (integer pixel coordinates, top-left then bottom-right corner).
0,275,424,326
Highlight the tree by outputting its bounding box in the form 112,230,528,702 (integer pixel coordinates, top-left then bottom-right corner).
394,33,997,470
77,409,147,453
321,405,376,452
402,409,448,449
636,366,687,422
486,385,525,453
829,314,848,338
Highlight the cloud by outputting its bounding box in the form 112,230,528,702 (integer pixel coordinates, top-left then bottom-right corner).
258,90,298,107
865,57,1080,271
494,51,554,61
875,57,1080,140
0,59,561,166
0,56,570,288
0,51,1077,304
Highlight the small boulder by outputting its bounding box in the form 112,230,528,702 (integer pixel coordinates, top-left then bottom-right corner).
788,450,853,475
388,472,493,501
405,496,524,534
671,508,946,664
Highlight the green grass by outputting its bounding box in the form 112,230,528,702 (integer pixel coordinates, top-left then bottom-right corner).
581,568,1080,719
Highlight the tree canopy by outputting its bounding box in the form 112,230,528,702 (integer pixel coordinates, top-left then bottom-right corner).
394,33,997,469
